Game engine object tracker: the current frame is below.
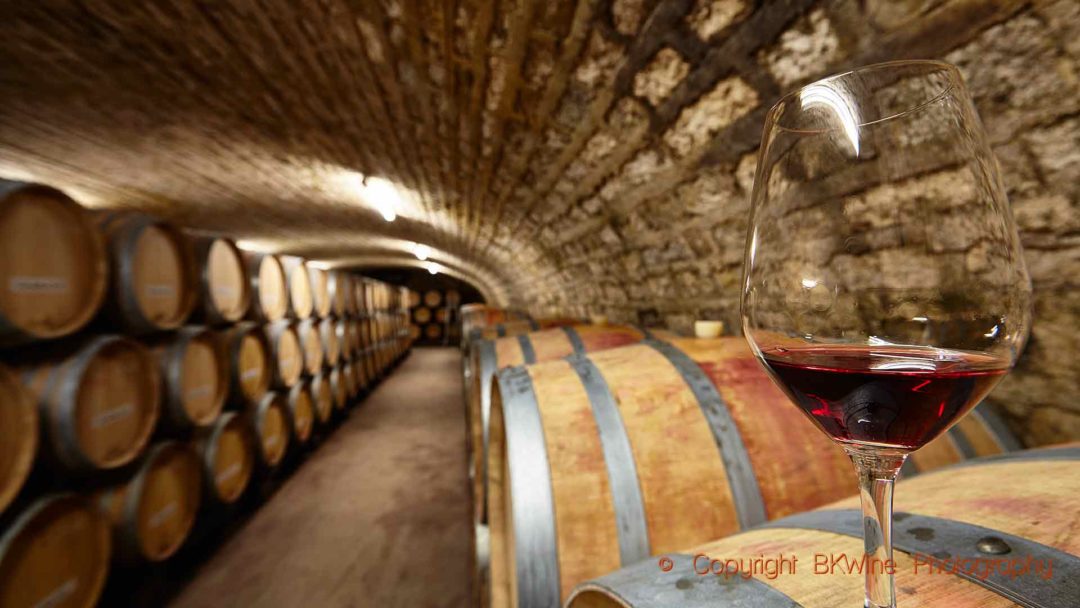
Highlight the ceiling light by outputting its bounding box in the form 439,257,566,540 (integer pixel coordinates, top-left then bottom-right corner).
363,177,399,222
413,243,431,261
427,263,439,275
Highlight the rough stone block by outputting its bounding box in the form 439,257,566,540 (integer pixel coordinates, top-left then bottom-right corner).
633,48,691,106
759,8,842,88
662,76,758,158
687,0,749,41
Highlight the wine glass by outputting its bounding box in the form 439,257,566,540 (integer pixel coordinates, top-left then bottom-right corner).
740,60,1031,608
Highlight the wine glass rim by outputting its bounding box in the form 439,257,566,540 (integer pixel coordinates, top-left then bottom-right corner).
769,59,960,133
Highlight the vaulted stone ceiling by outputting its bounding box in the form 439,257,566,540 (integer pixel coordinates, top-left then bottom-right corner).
1,1,1077,442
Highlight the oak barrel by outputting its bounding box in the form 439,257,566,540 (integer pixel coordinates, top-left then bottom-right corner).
352,357,368,394
414,307,432,324
425,324,442,340
264,321,303,389
335,319,351,362
279,256,313,320
486,337,1021,607
152,326,228,430
195,411,254,505
249,393,290,468
567,446,1080,608
244,252,288,322
97,212,197,334
308,265,331,318
0,494,111,608
191,236,250,325
469,325,654,521
0,181,108,346
423,290,442,308
95,442,201,562
328,270,348,318
310,371,335,423
341,361,358,400
297,318,324,375
224,322,272,407
329,365,348,411
20,336,161,473
0,364,37,515
284,383,315,446
318,317,341,367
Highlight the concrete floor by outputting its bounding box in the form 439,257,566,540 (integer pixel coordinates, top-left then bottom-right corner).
170,347,470,608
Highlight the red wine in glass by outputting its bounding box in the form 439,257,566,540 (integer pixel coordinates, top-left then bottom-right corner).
760,346,1008,450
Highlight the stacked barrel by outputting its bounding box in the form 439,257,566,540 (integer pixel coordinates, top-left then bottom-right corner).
0,180,412,608
464,320,1030,608
410,288,463,345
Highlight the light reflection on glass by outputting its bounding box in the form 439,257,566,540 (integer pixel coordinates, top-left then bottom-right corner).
800,83,861,156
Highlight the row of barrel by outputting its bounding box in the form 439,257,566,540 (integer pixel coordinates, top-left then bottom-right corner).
457,318,1070,608
0,179,410,347
0,179,414,608
410,289,463,344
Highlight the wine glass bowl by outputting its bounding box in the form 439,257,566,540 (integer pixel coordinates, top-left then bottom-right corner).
741,60,1031,608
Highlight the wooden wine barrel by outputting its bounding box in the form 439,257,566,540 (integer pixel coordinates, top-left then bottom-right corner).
425,323,442,340
318,317,340,367
410,324,421,340
279,256,313,320
297,318,324,375
0,364,37,515
20,336,160,473
334,319,352,362
264,321,303,389
152,327,228,430
565,446,1080,608
414,307,432,324
309,372,335,424
327,270,348,318
244,252,288,322
0,181,108,346
347,319,361,357
468,324,654,520
341,274,357,317
307,265,331,318
485,337,1022,606
352,357,368,394
95,442,201,562
423,290,442,308
435,308,448,323
284,383,314,446
328,366,348,412
446,289,461,306
0,494,111,608
249,393,289,469
97,213,197,334
341,361,358,400
469,318,539,344
223,322,272,407
195,411,254,505
191,236,250,325
407,290,421,308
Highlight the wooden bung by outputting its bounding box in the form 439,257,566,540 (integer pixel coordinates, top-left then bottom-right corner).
191,235,250,325
0,364,38,515
284,383,314,446
328,365,348,411
279,256,313,320
297,318,324,376
307,265,331,318
223,322,271,407
151,326,228,430
318,317,340,367
0,181,108,346
96,212,197,334
195,411,254,505
309,372,334,424
485,337,1022,606
264,320,303,389
0,494,111,608
566,449,1080,608
243,252,287,323
249,393,289,468
19,336,161,473
94,442,201,563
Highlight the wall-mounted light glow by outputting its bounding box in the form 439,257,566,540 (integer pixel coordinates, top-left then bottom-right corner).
307,261,334,270
363,177,399,222
427,263,439,275
412,242,431,261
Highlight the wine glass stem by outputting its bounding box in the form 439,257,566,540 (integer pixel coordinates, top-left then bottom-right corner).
845,446,907,608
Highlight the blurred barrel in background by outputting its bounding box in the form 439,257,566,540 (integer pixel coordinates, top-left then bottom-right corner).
244,252,288,323
0,364,37,515
264,321,303,389
97,212,197,334
284,382,315,447
195,411,254,506
318,317,340,367
308,265,331,318
0,181,108,346
152,327,228,431
279,256,313,320
94,442,201,563
0,494,111,608
191,236,250,325
249,393,289,469
224,323,271,408
19,336,160,474
310,372,334,424
297,318,324,376
328,270,348,318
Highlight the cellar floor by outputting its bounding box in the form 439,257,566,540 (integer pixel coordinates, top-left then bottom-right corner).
170,347,471,608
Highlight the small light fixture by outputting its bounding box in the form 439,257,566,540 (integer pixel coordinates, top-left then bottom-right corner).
412,243,431,261
363,177,399,222
427,263,439,275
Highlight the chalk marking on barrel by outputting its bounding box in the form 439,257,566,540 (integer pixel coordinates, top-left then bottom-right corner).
92,403,135,429
8,276,68,294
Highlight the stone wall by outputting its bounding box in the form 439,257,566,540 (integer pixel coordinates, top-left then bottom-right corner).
0,0,1075,446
